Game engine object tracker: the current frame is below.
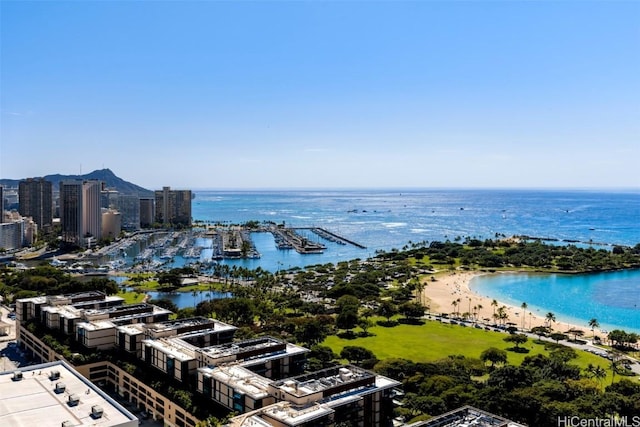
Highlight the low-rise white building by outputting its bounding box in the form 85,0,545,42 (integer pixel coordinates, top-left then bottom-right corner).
0,360,138,427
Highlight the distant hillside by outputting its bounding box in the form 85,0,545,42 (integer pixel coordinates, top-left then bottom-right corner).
0,168,153,197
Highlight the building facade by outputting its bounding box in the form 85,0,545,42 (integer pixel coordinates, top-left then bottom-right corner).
139,197,155,228
83,180,103,244
115,194,141,231
102,209,122,239
155,187,192,227
0,185,4,223
60,180,84,246
0,220,24,250
18,177,53,232
15,292,400,427
60,180,104,247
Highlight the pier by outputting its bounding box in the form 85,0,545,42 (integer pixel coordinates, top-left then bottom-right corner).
294,227,367,249
270,228,326,254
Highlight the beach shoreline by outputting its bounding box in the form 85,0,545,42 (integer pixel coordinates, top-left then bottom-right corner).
419,270,597,338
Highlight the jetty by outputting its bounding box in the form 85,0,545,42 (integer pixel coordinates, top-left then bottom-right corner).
270,228,326,254
309,227,366,249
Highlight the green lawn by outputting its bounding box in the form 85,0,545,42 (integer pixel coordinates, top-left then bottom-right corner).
323,317,624,385
115,290,146,304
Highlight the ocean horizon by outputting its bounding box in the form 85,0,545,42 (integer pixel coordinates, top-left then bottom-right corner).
173,189,640,332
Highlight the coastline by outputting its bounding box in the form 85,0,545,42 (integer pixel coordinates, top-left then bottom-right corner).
419,271,596,338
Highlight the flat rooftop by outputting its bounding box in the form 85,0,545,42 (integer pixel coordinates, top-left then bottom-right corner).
47,291,106,305
76,320,115,331
115,323,146,335
0,360,138,427
273,365,378,398
82,303,151,317
409,405,526,427
260,402,334,425
42,304,84,319
143,337,198,362
200,365,273,400
148,316,218,333
200,336,307,362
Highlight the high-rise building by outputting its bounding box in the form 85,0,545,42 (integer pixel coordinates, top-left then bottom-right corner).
0,185,4,223
59,180,103,247
83,180,102,242
139,197,155,228
60,180,83,246
115,194,140,231
0,221,24,250
102,208,121,239
18,178,53,232
154,186,192,227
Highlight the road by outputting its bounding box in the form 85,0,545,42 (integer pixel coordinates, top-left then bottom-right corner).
427,314,640,377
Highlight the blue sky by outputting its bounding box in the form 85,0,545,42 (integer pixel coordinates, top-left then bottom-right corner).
1,1,638,189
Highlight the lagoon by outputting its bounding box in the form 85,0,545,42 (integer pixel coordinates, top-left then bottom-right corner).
470,269,640,334
145,290,232,309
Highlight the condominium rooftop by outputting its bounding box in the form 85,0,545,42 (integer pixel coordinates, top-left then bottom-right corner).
147,316,235,337
273,365,381,399
143,337,199,362
115,323,146,335
82,302,162,319
407,405,526,427
46,291,117,306
200,365,273,401
0,360,138,427
199,336,308,363
256,401,335,425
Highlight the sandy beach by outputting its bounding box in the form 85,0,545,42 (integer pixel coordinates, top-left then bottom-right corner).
419,271,595,338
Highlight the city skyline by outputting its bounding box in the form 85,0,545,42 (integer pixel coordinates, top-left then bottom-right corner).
1,1,639,190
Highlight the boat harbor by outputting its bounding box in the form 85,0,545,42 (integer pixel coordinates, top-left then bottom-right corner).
42,223,366,274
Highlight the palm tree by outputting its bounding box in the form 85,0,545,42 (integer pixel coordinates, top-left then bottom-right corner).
520,302,528,330
451,300,459,317
586,362,607,383
414,278,425,298
491,299,498,317
497,305,508,325
545,312,556,329
588,318,600,339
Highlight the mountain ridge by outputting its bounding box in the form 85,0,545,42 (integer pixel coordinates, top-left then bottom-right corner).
0,168,153,197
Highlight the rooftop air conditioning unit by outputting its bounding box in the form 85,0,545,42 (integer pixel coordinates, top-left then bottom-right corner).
68,394,80,406
50,370,61,380
62,421,74,427
91,405,104,418
55,382,66,393
12,371,23,381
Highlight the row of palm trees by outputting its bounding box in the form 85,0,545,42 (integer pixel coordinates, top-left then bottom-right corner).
487,299,602,339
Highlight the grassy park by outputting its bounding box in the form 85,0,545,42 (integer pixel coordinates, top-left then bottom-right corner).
323,317,621,385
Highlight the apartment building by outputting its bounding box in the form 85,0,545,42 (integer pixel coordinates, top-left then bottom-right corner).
155,186,192,227
0,360,138,427
223,365,400,427
59,180,103,246
15,292,400,427
18,177,53,232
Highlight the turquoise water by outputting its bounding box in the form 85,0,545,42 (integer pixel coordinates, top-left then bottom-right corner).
470,269,640,333
180,189,639,332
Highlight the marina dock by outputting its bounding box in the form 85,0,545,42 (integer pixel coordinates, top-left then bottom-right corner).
293,227,367,249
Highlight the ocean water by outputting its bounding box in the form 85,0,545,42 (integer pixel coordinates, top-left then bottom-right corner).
470,270,640,334
188,189,640,330
192,189,639,257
